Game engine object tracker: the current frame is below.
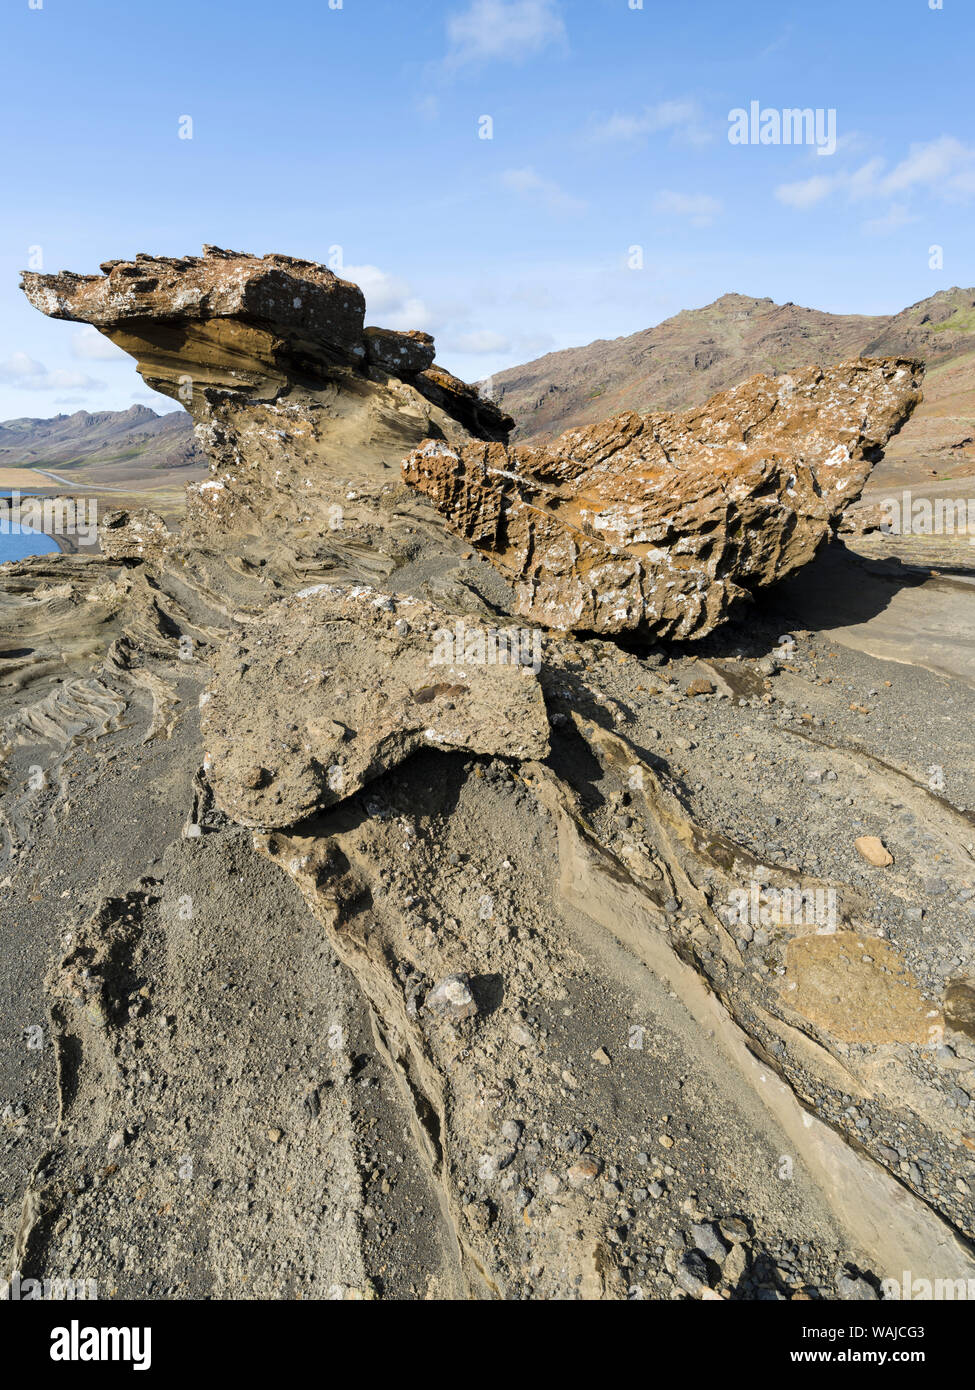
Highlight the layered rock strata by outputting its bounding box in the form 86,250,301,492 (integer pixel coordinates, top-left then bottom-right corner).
403,360,922,636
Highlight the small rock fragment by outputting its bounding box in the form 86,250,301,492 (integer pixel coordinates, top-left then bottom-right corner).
854,835,894,867
567,1158,602,1188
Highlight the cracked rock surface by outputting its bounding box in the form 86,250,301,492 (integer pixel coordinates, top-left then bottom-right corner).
403,360,922,637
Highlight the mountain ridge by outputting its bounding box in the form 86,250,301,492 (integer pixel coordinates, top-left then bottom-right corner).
485,287,975,462
0,402,200,476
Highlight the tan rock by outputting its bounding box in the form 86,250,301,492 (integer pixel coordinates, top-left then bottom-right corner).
21,247,511,572
567,1159,602,1187
783,932,942,1045
854,835,894,866
402,359,923,637
98,508,173,563
201,584,549,827
944,977,975,1040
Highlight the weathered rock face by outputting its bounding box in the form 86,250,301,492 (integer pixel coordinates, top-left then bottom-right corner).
200,584,549,828
403,359,923,637
21,248,513,576
21,247,511,437
98,508,174,563
24,246,367,357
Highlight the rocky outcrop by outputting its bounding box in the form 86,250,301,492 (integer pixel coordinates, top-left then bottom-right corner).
21,247,512,574
403,359,923,637
99,508,174,562
14,247,975,1306
201,585,549,828
21,247,511,437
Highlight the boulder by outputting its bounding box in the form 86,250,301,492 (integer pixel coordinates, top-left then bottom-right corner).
402,359,923,637
363,326,435,375
200,584,550,827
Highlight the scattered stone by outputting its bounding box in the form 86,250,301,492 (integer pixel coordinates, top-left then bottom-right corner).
677,1249,714,1298
718,1216,750,1244
854,836,894,867
723,1243,748,1284
691,1222,729,1264
567,1159,602,1188
425,974,478,1021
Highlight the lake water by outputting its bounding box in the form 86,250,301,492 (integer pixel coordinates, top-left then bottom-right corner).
0,523,60,564
0,489,62,563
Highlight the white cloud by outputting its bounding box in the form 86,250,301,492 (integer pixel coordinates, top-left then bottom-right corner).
0,351,46,383
72,326,127,361
501,166,586,214
882,135,975,198
445,0,566,67
588,101,712,147
343,264,433,331
845,157,886,200
861,203,918,237
0,352,105,392
775,174,838,208
776,137,975,214
653,190,723,227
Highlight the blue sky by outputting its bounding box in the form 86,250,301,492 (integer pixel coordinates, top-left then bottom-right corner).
1,0,972,421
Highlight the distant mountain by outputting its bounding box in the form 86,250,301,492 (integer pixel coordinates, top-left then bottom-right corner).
0,404,201,476
486,288,975,474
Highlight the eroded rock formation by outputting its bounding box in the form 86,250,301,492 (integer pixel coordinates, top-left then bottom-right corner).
8,248,974,1304
22,247,508,434
21,247,513,583
403,360,922,636
99,508,174,563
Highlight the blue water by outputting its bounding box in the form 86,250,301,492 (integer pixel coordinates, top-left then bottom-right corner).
0,523,60,563
0,488,62,563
